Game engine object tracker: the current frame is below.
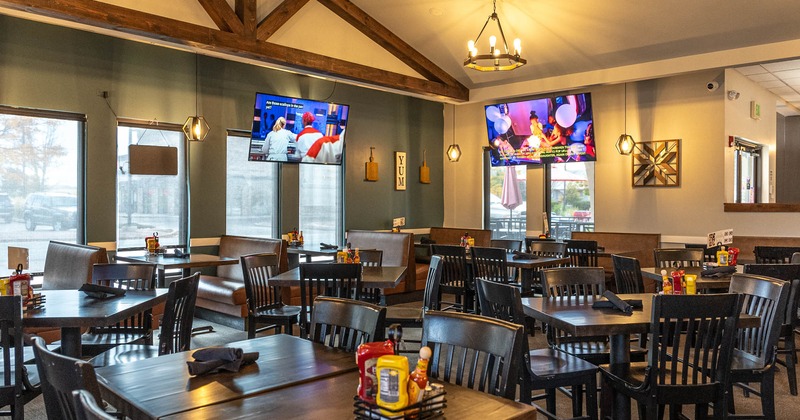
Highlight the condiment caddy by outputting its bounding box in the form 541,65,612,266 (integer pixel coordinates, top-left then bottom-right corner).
354,325,446,419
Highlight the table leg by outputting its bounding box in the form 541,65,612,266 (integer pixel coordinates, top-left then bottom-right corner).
610,333,632,420
60,327,82,358
157,267,167,288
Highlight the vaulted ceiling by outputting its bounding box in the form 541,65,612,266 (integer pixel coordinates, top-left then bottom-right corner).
1,0,800,107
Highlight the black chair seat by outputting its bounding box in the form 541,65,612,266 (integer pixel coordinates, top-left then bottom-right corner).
78,331,149,347
253,305,301,319
89,344,159,367
600,361,649,389
384,306,423,324
529,348,597,379
557,341,647,365
0,343,59,366
729,349,769,374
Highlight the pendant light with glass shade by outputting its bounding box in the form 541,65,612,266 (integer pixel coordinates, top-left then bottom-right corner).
447,106,461,162
615,83,635,155
183,53,210,142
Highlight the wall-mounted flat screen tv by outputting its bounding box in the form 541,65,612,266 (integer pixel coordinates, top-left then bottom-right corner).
485,92,594,166
248,92,349,165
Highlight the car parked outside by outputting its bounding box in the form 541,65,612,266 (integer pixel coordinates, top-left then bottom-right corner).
23,192,78,231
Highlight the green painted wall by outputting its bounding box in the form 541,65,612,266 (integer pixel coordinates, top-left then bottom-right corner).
0,16,444,243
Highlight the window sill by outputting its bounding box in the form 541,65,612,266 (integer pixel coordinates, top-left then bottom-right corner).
723,203,800,212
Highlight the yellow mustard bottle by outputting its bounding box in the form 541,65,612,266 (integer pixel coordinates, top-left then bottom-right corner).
376,355,409,415
716,246,729,266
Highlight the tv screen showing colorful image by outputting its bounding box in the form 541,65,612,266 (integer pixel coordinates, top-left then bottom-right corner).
485,93,594,166
248,92,349,165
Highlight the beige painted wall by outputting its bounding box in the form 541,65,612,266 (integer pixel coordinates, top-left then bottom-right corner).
445,70,800,242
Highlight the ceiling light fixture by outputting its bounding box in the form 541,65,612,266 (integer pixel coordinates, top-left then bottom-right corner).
464,0,526,72
183,53,209,142
615,83,636,155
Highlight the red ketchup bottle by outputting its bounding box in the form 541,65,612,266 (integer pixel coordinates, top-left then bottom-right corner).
356,341,395,403
671,270,683,295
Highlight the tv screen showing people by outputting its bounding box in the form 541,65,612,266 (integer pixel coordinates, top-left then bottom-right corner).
485,92,595,166
248,92,349,165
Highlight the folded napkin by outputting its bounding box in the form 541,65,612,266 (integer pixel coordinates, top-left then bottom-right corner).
186,347,259,376
419,237,436,245
512,251,538,260
700,265,736,278
591,291,642,315
79,283,126,299
320,242,338,250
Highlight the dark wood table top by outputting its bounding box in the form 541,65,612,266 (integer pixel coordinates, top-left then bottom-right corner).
162,371,537,420
505,254,570,269
285,245,340,257
268,265,407,289
95,334,357,420
522,292,759,337
22,289,169,328
640,266,741,290
115,253,238,270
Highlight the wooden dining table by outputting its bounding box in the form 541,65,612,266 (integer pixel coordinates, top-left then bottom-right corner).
521,292,760,419
23,289,168,358
96,334,537,420
115,253,238,287
268,265,407,289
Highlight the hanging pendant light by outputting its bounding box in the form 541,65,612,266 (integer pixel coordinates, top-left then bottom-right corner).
183,53,209,142
447,106,461,162
615,83,635,155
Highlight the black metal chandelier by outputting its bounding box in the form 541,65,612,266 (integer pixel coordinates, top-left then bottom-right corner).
464,0,526,72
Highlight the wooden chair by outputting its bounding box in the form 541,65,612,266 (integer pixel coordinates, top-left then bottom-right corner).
754,246,800,264
308,297,386,352
384,255,443,330
600,293,742,420
241,253,301,338
727,273,790,419
611,254,645,294
522,241,567,297
542,267,646,366
89,273,200,367
358,249,383,267
72,389,116,420
475,278,598,419
79,263,157,356
471,246,511,284
33,337,108,420
421,310,524,401
491,239,522,253
0,296,41,419
743,264,800,395
358,249,383,303
565,239,598,267
653,247,703,269
429,244,474,313
685,243,719,262
298,263,362,338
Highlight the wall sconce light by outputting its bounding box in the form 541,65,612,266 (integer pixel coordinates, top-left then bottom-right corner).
615,83,636,155
419,149,431,184
727,90,741,100
365,146,378,181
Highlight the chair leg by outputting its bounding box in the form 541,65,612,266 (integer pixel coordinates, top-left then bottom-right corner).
727,382,736,415
545,387,557,415
787,336,798,396
585,375,598,420
761,372,776,420
571,384,583,417
599,374,613,420
247,316,256,339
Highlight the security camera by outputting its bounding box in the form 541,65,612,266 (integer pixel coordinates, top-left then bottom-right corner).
706,81,720,92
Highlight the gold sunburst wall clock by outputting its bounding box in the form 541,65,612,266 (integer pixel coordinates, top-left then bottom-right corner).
632,139,680,187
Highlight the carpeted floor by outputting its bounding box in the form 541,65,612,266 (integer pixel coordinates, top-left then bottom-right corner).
18,312,800,419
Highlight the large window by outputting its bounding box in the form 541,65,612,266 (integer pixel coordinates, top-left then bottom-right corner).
0,107,85,273
226,131,279,237
546,162,595,240
484,153,527,240
116,122,186,250
299,164,343,246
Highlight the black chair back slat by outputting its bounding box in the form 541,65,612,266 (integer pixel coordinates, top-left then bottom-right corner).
754,246,800,264
653,248,704,269
308,297,386,352
33,338,104,420
471,246,510,284
565,239,598,267
158,273,200,356
299,263,362,337
72,389,116,420
612,254,645,294
430,245,474,312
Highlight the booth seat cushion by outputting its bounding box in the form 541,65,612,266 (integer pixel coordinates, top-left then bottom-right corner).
195,235,288,321
346,230,415,294
42,241,109,290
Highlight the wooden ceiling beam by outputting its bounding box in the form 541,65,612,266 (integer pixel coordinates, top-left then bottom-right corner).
235,0,256,38
0,0,468,101
316,0,465,91
256,0,310,42
197,0,243,35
